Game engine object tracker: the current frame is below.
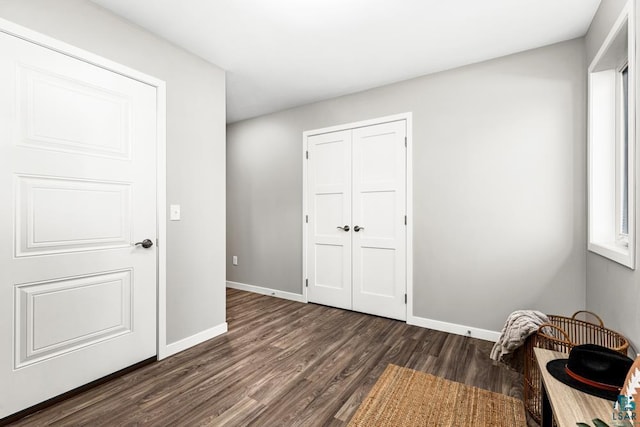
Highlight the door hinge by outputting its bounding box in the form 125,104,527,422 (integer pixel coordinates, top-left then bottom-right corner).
305,278,308,287
404,215,407,225
404,293,407,304
306,215,308,223
306,151,309,159
404,136,407,147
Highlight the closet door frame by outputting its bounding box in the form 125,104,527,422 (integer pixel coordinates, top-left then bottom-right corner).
302,112,413,320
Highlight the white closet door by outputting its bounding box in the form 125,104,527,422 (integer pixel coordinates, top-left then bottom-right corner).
307,130,352,309
352,121,407,320
0,32,157,417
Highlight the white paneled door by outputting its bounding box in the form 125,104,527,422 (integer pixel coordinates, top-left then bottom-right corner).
0,32,157,418
307,130,352,310
352,122,407,320
306,120,407,321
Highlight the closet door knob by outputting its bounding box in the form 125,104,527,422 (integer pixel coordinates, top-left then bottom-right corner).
337,225,350,232
354,226,364,232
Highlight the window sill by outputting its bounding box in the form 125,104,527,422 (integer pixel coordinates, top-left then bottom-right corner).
588,241,635,269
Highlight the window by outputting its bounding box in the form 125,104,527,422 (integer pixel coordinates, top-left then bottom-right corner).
588,2,635,268
619,64,629,242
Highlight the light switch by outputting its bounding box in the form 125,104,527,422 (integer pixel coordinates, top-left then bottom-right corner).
170,204,181,221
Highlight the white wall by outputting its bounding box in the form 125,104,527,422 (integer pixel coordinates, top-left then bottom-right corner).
585,0,629,61
0,0,227,346
585,0,640,352
227,39,587,333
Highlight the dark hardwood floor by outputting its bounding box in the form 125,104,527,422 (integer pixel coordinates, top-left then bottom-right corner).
8,288,527,426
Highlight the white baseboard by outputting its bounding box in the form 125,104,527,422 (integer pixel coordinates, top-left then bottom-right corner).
226,281,498,341
407,315,500,342
226,281,306,303
160,322,228,359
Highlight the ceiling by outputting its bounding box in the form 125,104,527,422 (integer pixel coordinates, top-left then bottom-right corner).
91,0,601,123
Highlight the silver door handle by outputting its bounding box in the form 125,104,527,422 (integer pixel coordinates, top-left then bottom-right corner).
354,226,364,232
134,239,154,248
337,225,350,232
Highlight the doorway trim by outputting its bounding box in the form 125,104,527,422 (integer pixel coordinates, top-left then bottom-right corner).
0,18,170,359
302,112,413,319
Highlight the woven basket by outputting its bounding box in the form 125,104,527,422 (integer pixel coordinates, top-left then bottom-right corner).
523,310,629,424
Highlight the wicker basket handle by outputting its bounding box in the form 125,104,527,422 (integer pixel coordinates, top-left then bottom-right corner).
538,323,572,344
571,310,604,327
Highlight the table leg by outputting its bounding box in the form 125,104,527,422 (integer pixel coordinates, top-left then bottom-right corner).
541,382,553,427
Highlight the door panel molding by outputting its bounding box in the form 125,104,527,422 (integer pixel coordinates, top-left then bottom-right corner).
17,64,132,160
15,174,132,256
14,269,133,368
302,113,413,321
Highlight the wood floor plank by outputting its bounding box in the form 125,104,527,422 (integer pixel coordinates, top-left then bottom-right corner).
333,337,420,422
193,396,265,427
6,288,529,426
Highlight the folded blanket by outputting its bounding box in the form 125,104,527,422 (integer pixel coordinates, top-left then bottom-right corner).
490,310,549,362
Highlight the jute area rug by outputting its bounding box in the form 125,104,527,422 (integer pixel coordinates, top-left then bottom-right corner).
348,364,526,427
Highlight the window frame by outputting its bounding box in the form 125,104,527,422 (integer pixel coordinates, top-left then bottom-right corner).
588,1,636,269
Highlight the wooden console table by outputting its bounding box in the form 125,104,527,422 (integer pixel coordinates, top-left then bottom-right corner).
534,348,630,427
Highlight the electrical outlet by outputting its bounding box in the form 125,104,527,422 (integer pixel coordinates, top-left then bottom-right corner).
232,256,238,266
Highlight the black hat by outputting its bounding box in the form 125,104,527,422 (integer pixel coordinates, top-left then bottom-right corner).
546,344,633,401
